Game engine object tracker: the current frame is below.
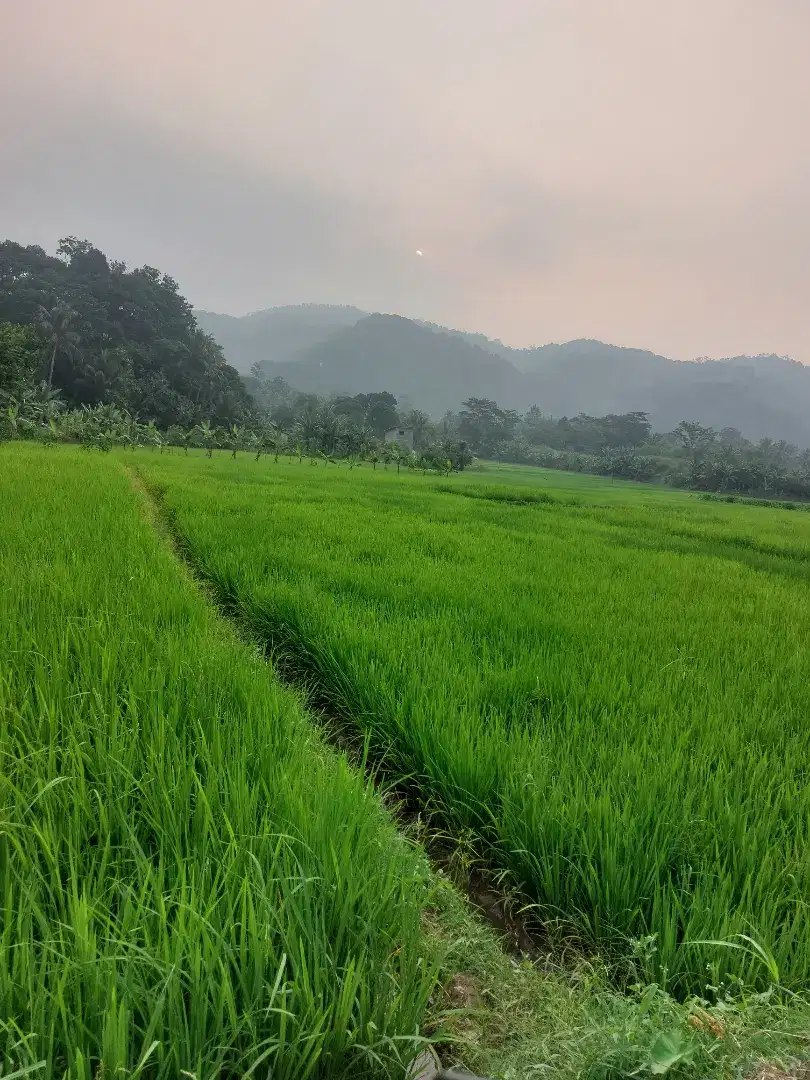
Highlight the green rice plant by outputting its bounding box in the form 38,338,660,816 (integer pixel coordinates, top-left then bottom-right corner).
137,452,810,995
0,445,437,1078
435,483,565,506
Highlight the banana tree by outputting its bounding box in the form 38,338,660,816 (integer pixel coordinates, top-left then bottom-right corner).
196,420,217,458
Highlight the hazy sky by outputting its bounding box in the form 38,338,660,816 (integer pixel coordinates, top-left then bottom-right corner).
2,1,809,359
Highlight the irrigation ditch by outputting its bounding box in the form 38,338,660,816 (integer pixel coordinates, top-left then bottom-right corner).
129,465,548,952
129,464,526,1080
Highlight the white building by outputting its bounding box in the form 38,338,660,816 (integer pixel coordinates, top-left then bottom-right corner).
383,426,414,450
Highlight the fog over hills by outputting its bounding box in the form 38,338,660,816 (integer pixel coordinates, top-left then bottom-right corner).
198,305,810,444
196,305,367,373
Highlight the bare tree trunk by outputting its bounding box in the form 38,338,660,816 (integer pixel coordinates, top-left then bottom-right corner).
47,342,58,388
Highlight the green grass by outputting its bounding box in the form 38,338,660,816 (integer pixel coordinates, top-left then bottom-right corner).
0,446,438,1079
469,461,698,505
421,872,810,1080
137,451,810,996
5,443,810,1080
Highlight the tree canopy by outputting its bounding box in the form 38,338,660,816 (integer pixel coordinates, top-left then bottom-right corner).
0,322,44,400
0,238,253,426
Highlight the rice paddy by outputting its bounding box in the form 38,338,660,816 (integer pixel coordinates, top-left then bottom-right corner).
0,446,436,1079
5,442,810,1079
138,452,810,995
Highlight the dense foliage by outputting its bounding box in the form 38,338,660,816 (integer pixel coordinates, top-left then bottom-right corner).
7,378,810,499
443,399,810,499
0,321,43,398
0,384,474,473
0,238,253,426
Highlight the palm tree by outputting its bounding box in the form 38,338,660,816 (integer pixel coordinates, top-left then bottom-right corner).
37,302,78,388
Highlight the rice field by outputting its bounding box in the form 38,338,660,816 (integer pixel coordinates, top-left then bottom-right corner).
138,451,810,995
6,442,810,1079
0,446,437,1079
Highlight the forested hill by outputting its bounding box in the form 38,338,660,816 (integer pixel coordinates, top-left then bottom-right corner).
196,304,367,373
514,341,810,445
213,304,810,444
0,239,253,426
269,313,527,414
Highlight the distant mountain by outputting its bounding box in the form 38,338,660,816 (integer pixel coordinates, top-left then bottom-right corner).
195,304,367,373
516,338,672,374
269,314,527,415
507,339,674,417
199,306,810,443
650,355,810,444
412,320,518,361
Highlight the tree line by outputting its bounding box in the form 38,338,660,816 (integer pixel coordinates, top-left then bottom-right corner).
443,398,810,498
0,392,472,474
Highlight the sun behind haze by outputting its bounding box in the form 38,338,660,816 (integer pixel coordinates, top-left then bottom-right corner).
1,0,808,360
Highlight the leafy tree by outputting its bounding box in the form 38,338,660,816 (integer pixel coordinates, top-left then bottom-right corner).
331,394,367,427
521,406,557,447
337,420,367,459
331,391,399,436
673,421,716,463
420,438,472,472
718,427,748,450
401,408,433,448
314,405,343,455
600,412,651,448
0,322,44,400
0,238,254,426
253,420,285,461
459,398,519,455
438,410,460,438
361,392,399,436
596,446,658,481
294,405,322,453
194,420,217,457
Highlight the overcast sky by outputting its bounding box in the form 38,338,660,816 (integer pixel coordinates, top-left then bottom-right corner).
2,1,809,359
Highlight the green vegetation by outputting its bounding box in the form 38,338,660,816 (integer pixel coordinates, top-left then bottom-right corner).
450,402,810,498
8,378,810,503
0,392,474,472
4,443,810,1078
138,453,810,996
0,445,437,1078
422,874,810,1080
0,239,252,425
0,322,43,399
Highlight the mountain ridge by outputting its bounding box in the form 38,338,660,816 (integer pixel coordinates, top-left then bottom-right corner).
196,304,367,373
198,304,810,443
